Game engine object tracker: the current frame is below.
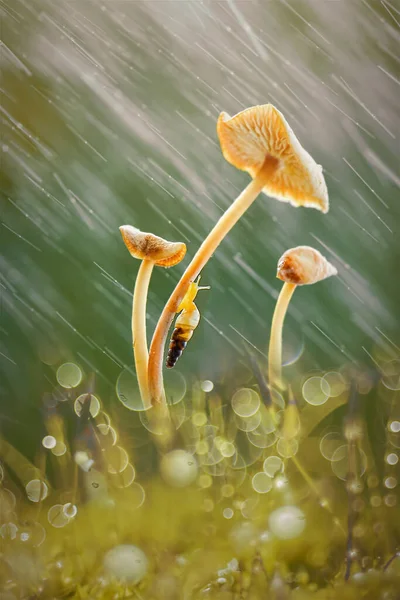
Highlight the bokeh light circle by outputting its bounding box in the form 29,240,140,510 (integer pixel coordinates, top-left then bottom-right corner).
192,412,208,427
382,360,400,390
201,380,214,392
386,453,398,466
56,363,82,388
19,521,46,547
97,424,118,446
104,446,129,474
330,445,368,481
252,472,273,493
0,522,18,540
277,438,298,458
116,369,148,411
74,394,101,418
231,388,260,418
160,450,198,487
113,463,136,488
103,545,148,583
302,376,330,406
220,441,236,458
164,369,187,405
63,503,78,519
42,436,57,449
235,411,262,432
51,441,67,457
247,425,277,449
263,456,283,477
140,402,185,434
26,480,48,503
319,431,345,460
323,371,347,397
118,368,186,411
48,504,70,528
128,483,146,509
268,506,306,540
0,489,16,517
384,476,397,489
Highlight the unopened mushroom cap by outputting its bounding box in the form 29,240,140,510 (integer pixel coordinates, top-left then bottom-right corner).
277,246,337,285
217,104,329,213
119,225,186,267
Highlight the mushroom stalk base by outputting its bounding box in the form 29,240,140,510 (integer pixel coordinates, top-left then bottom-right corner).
268,282,297,392
133,259,154,408
149,158,279,405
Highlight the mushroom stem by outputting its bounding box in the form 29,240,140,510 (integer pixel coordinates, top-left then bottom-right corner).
268,282,297,391
132,259,154,407
149,157,279,404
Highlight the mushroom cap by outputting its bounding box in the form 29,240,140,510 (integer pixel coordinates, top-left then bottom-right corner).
217,104,329,213
119,225,186,267
277,245,337,285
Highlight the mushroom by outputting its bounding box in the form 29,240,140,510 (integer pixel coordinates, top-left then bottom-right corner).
268,245,337,391
217,104,329,212
119,225,186,407
148,104,329,404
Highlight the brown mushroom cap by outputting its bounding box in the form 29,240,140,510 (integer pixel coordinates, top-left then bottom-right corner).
217,104,329,213
119,225,186,267
277,245,337,285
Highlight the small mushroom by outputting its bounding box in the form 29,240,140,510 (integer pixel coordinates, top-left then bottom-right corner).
119,225,186,407
148,104,329,405
277,245,337,285
217,104,329,212
120,225,186,267
268,246,337,391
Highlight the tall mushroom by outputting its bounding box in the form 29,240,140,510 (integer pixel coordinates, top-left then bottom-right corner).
119,225,186,407
148,104,329,404
268,245,337,392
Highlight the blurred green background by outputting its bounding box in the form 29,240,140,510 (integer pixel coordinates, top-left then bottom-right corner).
1,0,399,456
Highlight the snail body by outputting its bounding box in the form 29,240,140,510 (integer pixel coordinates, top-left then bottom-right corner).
166,277,208,369
166,303,200,368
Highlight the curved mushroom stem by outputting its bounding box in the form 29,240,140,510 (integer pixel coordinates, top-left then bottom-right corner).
268,282,297,392
148,157,279,405
132,259,154,408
